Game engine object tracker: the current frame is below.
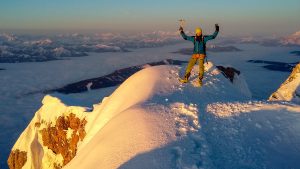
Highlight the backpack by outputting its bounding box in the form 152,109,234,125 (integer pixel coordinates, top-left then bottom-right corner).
193,36,209,63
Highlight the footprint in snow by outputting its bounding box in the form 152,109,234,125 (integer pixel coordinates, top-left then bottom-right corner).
255,123,262,129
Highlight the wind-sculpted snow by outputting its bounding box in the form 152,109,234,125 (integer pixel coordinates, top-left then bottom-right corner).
8,62,300,169
203,101,300,169
2,31,300,168
269,63,300,103
7,63,258,168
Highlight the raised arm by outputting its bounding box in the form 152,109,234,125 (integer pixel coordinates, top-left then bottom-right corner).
179,27,194,42
204,24,219,41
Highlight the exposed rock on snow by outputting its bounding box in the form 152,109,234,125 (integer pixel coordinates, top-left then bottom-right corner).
269,62,300,103
7,149,27,169
216,66,240,82
7,95,87,169
40,113,87,167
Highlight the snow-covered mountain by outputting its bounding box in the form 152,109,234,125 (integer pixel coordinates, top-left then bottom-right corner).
0,33,17,41
52,47,71,57
24,39,53,46
7,62,300,169
0,31,182,63
269,62,300,103
281,30,300,46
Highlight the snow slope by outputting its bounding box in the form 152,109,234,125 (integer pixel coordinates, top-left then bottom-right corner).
8,62,300,169
269,62,300,103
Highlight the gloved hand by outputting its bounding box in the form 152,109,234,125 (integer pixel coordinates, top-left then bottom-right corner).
179,26,183,32
215,24,219,31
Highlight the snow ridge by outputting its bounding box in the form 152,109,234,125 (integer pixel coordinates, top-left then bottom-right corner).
8,62,300,169
269,62,300,103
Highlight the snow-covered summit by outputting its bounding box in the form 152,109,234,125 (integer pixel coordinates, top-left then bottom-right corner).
52,47,71,57
8,62,300,169
0,33,17,41
94,44,122,51
24,39,53,46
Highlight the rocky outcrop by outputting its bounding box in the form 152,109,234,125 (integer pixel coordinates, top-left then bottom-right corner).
216,66,241,82
7,112,87,169
269,63,300,102
7,95,88,169
215,65,251,98
7,149,27,169
40,113,87,167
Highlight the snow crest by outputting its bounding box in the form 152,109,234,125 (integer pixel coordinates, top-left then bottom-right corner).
269,62,300,103
8,62,300,169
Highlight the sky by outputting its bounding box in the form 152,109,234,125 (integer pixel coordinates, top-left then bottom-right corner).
0,0,299,36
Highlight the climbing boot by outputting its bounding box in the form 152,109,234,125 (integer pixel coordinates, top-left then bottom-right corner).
179,73,190,83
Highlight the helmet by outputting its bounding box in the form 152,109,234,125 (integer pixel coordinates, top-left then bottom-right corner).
195,27,202,36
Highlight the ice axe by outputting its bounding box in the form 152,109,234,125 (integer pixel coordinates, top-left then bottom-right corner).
178,19,186,29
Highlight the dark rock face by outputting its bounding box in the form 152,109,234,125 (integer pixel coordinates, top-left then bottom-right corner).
7,149,27,169
248,60,297,72
290,51,300,56
48,59,187,94
216,66,241,82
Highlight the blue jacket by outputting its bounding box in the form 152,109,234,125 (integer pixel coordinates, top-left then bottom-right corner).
180,30,218,54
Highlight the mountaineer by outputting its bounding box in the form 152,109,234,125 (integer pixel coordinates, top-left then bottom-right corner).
179,24,219,86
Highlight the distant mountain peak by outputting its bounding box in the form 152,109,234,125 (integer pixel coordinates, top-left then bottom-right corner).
281,30,300,46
